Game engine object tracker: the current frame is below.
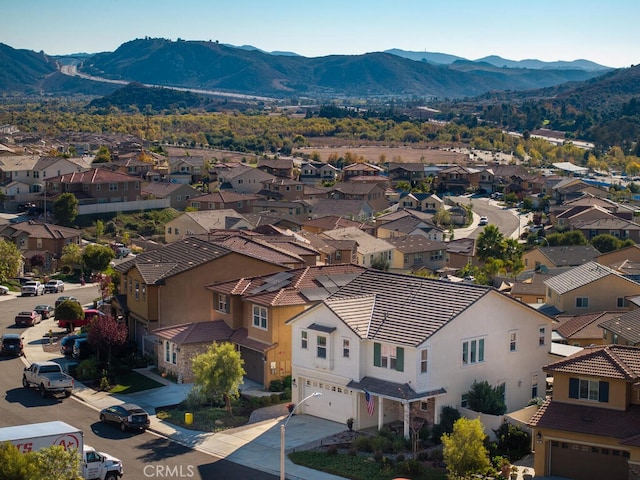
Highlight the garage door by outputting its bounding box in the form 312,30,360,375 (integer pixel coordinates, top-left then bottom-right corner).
550,440,628,480
240,347,264,384
301,381,353,423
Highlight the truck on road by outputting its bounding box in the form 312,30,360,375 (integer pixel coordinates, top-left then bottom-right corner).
0,421,123,480
22,361,74,398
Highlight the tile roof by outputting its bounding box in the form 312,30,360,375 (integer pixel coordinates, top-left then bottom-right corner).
536,245,601,267
347,376,446,400
543,344,640,380
322,227,393,255
153,320,233,344
47,168,138,184
323,269,491,347
544,262,624,295
598,310,640,344
114,237,232,283
302,215,364,231
0,222,81,239
554,311,619,340
386,235,447,254
529,398,640,445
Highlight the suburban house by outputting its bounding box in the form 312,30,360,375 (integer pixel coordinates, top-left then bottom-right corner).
435,165,479,194
202,264,366,388
388,162,432,187
306,198,374,222
543,262,640,315
396,192,444,213
599,309,640,346
44,168,142,205
113,237,289,353
572,216,640,243
553,312,619,347
342,162,385,181
216,164,276,194
248,199,313,222
321,226,394,268
522,245,601,272
301,215,364,235
140,182,201,210
298,230,357,265
299,161,340,184
386,235,447,273
326,182,389,213
530,345,640,480
0,221,82,273
164,210,254,243
551,178,609,204
258,178,322,201
597,244,640,268
256,157,294,179
167,155,205,184
287,269,554,438
374,209,445,242
446,238,479,270
188,191,259,213
508,273,552,305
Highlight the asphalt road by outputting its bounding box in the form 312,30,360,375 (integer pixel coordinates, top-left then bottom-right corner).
451,195,528,240
0,287,276,480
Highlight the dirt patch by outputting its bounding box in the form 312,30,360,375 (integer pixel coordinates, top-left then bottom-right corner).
295,144,470,164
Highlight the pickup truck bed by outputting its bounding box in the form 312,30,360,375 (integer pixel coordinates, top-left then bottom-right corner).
22,361,74,398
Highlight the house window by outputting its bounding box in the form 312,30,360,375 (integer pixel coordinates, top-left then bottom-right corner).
576,297,589,308
109,183,117,191
569,377,609,402
462,337,485,365
420,349,428,373
252,305,268,329
36,238,42,248
617,297,629,308
538,327,546,346
373,342,404,371
167,227,172,234
532,374,538,399
461,393,468,408
171,343,177,365
165,341,170,362
301,331,308,349
343,338,350,358
509,331,517,352
217,294,228,313
142,285,146,301
135,281,140,300
176,195,182,201
175,228,180,235
317,336,327,359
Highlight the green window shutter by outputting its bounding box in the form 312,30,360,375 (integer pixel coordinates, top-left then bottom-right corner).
374,343,381,367
599,381,609,403
569,377,579,398
396,347,404,372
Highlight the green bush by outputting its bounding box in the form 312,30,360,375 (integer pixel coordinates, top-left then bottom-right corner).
352,435,373,452
371,435,391,453
400,458,422,475
431,406,460,444
76,358,98,381
416,450,430,461
327,445,338,456
268,379,284,392
492,421,531,461
466,380,507,415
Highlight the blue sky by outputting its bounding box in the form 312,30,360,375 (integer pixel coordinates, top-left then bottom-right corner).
4,0,638,68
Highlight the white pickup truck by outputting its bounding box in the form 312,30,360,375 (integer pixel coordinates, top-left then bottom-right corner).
21,280,44,296
0,420,123,480
22,361,74,398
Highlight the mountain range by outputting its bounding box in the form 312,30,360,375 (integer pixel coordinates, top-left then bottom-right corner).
0,38,615,100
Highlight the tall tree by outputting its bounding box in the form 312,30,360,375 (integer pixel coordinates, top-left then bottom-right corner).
0,239,22,282
476,224,505,262
52,192,79,227
442,417,491,479
191,342,245,415
60,243,83,273
87,314,128,364
82,244,115,273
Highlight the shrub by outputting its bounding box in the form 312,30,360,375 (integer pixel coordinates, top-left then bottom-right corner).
396,453,406,462
76,358,99,381
352,435,373,452
416,450,430,462
348,447,357,456
400,458,422,475
431,406,460,444
493,421,532,461
326,445,338,456
466,380,507,415
268,379,284,392
371,435,391,453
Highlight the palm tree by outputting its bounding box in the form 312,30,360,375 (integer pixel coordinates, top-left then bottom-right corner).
476,224,505,262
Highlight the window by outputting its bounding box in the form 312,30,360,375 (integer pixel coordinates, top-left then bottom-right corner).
576,297,589,308
301,331,308,349
217,294,228,313
343,338,350,358
569,377,609,402
165,341,170,362
167,227,172,234
175,228,180,235
171,343,177,365
461,393,468,408
176,195,182,201
142,285,146,301
420,349,428,373
532,374,538,398
135,281,140,300
509,331,517,352
252,305,267,329
373,342,404,371
462,337,485,365
538,327,546,346
109,183,118,191
317,336,327,358
617,297,629,308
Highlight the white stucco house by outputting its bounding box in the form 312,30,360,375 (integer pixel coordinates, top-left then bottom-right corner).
287,269,554,438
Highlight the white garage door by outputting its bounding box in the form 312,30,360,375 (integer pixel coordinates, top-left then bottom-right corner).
301,382,353,423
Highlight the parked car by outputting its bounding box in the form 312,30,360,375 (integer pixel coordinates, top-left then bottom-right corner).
44,280,64,293
99,403,150,432
72,337,92,360
0,285,9,295
21,281,44,296
34,304,54,319
0,333,23,356
15,310,42,327
55,295,79,308
60,333,87,356
479,216,488,226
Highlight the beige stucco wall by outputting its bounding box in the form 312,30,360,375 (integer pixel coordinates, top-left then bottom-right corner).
551,373,628,410
553,276,640,314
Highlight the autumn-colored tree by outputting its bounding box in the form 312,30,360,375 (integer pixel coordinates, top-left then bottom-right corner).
0,239,22,282
442,417,491,479
87,314,128,364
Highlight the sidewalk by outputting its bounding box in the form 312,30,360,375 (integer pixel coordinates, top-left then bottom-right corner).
20,312,347,480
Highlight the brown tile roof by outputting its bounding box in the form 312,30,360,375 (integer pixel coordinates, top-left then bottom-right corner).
47,168,139,184
555,312,619,340
302,215,364,231
190,191,260,203
530,398,640,445
544,344,640,380
114,237,232,283
0,222,81,239
230,328,276,353
153,320,233,345
598,310,640,345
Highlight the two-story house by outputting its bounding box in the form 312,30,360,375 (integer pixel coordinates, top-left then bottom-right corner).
45,168,142,206
188,191,260,214
321,227,394,268
113,237,290,352
256,157,294,179
164,210,254,243
287,269,553,438
141,182,201,210
522,245,601,272
530,345,640,480
544,262,640,315
386,235,447,273
298,161,340,184
168,155,205,184
342,162,385,181
216,164,276,194
326,182,388,213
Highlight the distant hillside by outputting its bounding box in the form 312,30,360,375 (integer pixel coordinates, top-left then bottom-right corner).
87,82,212,112
0,43,57,92
383,48,466,65
77,38,604,99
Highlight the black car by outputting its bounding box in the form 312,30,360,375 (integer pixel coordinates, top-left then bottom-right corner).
100,403,150,432
1,333,24,356
34,304,55,319
60,333,86,356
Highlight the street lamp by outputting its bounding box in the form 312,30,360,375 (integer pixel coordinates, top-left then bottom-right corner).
536,237,550,247
280,391,321,480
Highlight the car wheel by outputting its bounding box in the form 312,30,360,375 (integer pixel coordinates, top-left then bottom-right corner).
39,384,47,398
22,376,28,388
100,414,106,423
64,390,71,398
120,422,127,432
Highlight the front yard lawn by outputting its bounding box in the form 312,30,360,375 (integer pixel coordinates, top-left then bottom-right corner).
108,371,165,394
156,404,249,431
